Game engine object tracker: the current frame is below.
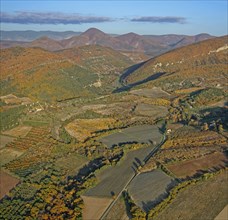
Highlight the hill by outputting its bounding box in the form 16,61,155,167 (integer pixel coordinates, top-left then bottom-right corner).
0,28,215,57
122,35,228,92
0,45,135,102
28,37,64,51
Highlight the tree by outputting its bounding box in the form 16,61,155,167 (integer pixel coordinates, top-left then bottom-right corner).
218,124,224,133
202,123,209,131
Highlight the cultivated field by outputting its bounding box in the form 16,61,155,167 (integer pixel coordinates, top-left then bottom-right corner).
128,169,176,212
65,118,116,142
167,152,228,178
82,196,113,220
2,125,32,138
162,129,227,149
154,170,228,220
84,146,156,198
55,153,88,176
0,148,24,166
103,196,129,220
0,135,15,149
0,170,20,199
130,88,171,99
82,102,134,116
100,125,162,148
215,205,228,220
134,103,168,118
5,127,50,151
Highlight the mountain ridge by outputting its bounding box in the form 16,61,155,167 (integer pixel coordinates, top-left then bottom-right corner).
0,28,215,57
121,35,228,92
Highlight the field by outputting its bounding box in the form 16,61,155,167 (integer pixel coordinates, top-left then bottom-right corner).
134,103,168,118
130,88,172,99
167,152,228,178
82,196,113,220
128,170,176,212
215,205,228,220
0,94,32,105
2,125,32,138
0,148,24,166
162,129,227,149
154,170,228,220
84,146,156,198
55,153,88,176
103,196,129,220
82,102,134,116
65,118,116,142
5,126,50,151
0,135,15,148
0,170,20,199
100,125,162,148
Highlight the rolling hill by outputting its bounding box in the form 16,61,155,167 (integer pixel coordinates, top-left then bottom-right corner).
121,35,228,92
0,45,135,102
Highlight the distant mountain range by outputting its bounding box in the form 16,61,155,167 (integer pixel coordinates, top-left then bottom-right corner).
0,28,215,56
0,30,82,41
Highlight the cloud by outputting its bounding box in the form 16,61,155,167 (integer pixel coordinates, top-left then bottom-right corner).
131,16,187,24
0,11,113,24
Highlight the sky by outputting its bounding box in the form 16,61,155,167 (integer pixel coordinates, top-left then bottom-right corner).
0,0,227,36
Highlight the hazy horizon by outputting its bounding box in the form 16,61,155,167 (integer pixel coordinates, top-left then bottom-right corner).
1,0,227,36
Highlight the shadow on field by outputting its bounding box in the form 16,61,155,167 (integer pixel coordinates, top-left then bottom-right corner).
113,72,167,93
141,179,178,213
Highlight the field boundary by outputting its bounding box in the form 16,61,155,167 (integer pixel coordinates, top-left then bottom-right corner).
100,134,166,219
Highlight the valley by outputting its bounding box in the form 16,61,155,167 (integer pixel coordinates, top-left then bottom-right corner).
0,32,227,220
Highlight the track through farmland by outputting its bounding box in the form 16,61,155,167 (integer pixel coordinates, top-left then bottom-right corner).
100,134,166,219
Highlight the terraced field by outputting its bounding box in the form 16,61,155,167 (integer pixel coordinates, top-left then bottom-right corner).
128,169,176,212
100,125,162,148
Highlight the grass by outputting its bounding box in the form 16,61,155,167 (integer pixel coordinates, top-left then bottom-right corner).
23,120,49,127
55,153,88,176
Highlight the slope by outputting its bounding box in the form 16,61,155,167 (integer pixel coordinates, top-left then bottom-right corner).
122,35,228,92
1,45,136,102
0,47,100,102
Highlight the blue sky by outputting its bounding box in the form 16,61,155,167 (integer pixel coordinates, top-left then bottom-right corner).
1,0,227,36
